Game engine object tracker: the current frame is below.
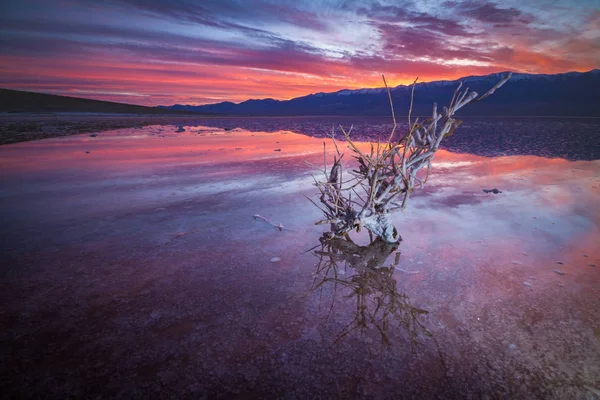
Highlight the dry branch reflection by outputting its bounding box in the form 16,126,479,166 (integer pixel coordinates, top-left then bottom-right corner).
310,233,437,352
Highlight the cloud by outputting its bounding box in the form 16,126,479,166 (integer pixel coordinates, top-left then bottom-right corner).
80,0,331,33
446,0,534,25
0,0,597,105
358,2,470,36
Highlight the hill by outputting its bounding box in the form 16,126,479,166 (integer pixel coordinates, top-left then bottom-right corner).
0,88,201,115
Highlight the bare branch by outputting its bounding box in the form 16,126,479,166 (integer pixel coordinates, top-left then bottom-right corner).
383,75,398,145
408,77,418,129
306,73,511,243
477,72,512,101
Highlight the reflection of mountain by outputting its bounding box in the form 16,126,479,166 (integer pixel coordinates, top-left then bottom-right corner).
181,116,600,161
162,69,600,117
311,234,435,349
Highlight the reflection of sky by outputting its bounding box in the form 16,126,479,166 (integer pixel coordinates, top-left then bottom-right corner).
1,126,598,397
1,126,598,284
1,126,598,369
1,0,598,105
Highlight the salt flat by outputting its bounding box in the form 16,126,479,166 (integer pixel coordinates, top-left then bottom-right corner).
1,125,599,398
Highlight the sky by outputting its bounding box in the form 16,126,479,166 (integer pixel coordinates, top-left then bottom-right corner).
1,0,599,106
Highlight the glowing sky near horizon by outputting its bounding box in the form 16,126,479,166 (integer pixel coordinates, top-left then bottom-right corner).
1,0,599,106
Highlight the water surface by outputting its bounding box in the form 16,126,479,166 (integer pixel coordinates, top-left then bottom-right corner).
1,125,599,398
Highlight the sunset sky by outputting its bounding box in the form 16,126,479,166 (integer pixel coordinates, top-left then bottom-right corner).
1,0,599,106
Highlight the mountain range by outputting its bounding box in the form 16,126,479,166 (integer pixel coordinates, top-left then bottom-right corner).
160,69,600,117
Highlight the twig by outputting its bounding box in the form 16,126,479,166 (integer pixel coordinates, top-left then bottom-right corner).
165,231,197,245
253,214,296,232
394,267,420,274
382,75,397,145
408,77,418,129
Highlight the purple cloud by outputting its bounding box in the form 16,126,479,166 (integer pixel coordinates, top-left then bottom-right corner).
0,0,597,105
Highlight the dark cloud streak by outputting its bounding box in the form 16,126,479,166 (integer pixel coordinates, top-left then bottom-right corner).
447,0,535,25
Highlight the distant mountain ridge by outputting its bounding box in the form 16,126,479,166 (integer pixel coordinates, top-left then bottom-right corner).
160,69,600,117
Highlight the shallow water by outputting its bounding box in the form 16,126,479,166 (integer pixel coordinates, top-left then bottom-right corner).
1,125,599,398
174,116,600,161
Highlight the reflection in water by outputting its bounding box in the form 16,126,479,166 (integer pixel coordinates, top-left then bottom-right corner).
1,123,598,397
310,234,439,354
